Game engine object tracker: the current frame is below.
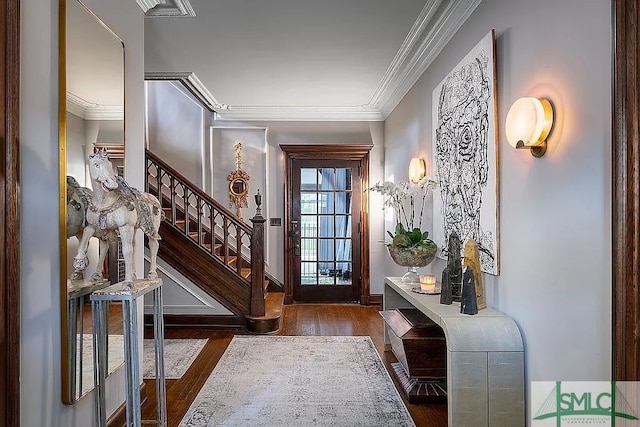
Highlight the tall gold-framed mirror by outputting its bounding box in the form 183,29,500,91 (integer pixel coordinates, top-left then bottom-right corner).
59,0,125,404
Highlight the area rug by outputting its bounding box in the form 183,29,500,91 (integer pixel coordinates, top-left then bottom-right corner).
143,338,208,379
78,334,125,396
179,336,415,427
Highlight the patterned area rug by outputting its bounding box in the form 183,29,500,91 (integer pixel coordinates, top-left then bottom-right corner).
179,336,415,427
78,334,124,396
143,338,208,379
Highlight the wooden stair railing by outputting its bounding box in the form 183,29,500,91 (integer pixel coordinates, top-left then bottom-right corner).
145,149,267,318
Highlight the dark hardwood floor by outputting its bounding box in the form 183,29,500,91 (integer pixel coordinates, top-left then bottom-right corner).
137,304,448,427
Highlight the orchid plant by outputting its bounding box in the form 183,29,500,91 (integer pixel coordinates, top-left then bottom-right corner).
368,176,438,251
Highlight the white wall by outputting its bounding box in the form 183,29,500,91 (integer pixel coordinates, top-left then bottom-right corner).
144,253,233,315
210,126,267,219
384,0,612,418
20,0,144,424
147,80,206,187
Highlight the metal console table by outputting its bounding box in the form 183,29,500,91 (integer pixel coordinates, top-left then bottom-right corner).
91,278,166,427
67,278,110,401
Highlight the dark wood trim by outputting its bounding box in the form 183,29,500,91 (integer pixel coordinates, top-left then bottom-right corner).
280,144,375,161
144,314,245,329
613,0,640,381
280,145,372,305
368,294,383,306
1,0,20,424
157,221,251,315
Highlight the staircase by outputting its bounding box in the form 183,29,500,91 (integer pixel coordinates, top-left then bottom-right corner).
145,149,283,333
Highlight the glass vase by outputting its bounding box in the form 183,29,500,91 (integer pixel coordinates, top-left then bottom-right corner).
402,266,420,284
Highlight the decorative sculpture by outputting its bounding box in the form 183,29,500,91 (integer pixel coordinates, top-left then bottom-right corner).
67,175,113,281
72,149,163,287
440,268,452,305
254,189,262,217
446,232,463,301
227,141,250,219
460,266,478,315
463,238,487,310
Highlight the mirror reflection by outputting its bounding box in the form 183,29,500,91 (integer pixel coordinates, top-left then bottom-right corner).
61,0,125,404
231,179,247,196
227,141,250,219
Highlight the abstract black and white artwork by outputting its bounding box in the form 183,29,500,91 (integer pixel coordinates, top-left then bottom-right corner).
432,30,499,275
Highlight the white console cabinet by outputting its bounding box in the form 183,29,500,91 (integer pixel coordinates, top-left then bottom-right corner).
383,277,525,427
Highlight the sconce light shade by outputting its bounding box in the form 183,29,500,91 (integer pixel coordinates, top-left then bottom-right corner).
408,157,426,183
505,97,554,158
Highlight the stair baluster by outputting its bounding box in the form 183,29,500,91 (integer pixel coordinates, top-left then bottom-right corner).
145,149,269,322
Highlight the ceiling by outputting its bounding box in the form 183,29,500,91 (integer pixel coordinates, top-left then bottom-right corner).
141,0,481,121
66,0,124,119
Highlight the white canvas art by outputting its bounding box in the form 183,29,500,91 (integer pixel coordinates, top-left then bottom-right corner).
432,29,499,275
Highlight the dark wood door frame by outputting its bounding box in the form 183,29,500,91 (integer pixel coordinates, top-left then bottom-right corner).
613,0,640,381
281,145,372,305
290,158,362,303
1,0,20,425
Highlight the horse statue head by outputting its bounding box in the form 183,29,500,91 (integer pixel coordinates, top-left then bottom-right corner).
88,148,118,192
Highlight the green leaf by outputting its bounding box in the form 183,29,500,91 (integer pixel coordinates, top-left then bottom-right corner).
408,228,422,244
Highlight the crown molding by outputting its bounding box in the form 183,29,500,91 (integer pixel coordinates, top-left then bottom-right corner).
375,0,483,118
215,105,384,122
135,0,163,13
145,71,226,112
145,0,196,17
368,0,442,109
66,92,124,121
145,0,479,121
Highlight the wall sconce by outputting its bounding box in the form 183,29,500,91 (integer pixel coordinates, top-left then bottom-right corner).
408,157,426,183
505,97,554,158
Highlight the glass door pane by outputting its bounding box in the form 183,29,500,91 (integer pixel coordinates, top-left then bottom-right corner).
299,167,352,287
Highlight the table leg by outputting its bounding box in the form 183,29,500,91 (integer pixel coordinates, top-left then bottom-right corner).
123,299,142,427
92,299,108,427
68,297,77,401
382,284,414,346
153,287,167,426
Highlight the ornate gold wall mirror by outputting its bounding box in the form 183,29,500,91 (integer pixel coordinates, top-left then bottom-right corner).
227,141,250,219
230,178,247,197
59,0,125,404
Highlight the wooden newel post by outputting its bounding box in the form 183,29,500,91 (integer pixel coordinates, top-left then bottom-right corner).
250,190,266,317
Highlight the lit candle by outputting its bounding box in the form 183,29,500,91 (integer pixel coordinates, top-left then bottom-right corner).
420,275,436,292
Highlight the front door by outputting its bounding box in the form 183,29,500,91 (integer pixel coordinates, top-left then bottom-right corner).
291,160,361,302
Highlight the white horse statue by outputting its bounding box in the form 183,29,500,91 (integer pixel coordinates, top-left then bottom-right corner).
73,149,162,287
67,175,112,281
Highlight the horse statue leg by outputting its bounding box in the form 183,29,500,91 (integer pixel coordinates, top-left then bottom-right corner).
147,238,159,280
72,225,96,279
119,224,136,287
147,204,162,280
90,237,110,281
